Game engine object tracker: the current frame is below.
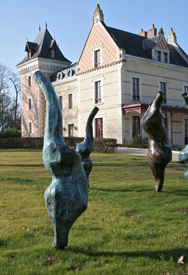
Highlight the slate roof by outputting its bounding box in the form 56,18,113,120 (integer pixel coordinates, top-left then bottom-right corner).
50,63,77,82
18,28,71,65
103,23,188,68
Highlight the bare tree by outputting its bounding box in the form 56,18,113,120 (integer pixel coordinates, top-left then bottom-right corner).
9,72,21,128
0,62,9,94
0,63,21,131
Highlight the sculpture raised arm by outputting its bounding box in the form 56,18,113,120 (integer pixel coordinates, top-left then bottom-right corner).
33,70,88,249
76,107,99,185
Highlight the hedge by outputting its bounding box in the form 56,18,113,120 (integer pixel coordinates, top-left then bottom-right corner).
0,137,117,153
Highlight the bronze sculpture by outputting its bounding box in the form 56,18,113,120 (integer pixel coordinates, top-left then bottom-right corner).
141,92,172,191
33,71,88,249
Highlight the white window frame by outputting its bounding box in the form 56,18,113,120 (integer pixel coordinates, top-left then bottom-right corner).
92,44,103,68
128,72,143,102
68,93,73,109
91,75,104,105
157,77,169,105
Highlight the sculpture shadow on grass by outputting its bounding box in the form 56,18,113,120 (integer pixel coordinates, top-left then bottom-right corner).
65,246,187,263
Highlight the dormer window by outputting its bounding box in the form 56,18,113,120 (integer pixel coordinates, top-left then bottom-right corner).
156,51,161,61
163,52,168,63
28,51,31,60
51,49,56,58
49,39,58,59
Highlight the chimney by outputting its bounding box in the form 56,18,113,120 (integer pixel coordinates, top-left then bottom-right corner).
148,24,157,38
139,29,147,38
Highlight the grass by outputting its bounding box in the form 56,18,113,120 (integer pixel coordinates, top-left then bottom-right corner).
0,149,188,274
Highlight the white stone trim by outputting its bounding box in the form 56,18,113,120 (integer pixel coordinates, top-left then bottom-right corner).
91,75,104,105
91,44,103,68
128,72,143,102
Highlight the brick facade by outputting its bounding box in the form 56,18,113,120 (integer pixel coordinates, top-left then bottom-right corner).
79,23,118,72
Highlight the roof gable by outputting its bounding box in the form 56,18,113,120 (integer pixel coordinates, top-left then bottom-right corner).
155,30,169,52
78,22,118,72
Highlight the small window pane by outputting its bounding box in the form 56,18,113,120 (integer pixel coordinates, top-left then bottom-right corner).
28,76,31,87
68,94,72,109
68,124,74,137
95,81,101,103
59,96,63,110
28,98,31,110
95,118,103,138
94,50,100,67
156,51,161,61
29,122,32,134
132,116,140,138
160,82,167,104
163,53,168,63
132,78,139,101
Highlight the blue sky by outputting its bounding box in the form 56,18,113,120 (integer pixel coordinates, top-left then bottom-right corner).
1,0,188,74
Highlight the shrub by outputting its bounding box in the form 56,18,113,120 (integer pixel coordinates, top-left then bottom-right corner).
0,129,21,138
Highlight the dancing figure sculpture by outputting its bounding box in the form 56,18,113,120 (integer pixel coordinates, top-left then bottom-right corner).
33,71,88,249
76,107,99,186
141,92,172,191
178,91,188,181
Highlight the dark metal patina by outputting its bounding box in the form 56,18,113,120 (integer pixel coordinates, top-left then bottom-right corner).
141,92,172,191
33,71,88,249
76,107,99,186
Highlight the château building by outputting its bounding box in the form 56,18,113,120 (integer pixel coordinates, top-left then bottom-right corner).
17,4,188,146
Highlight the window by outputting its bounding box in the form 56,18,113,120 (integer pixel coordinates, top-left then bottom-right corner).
95,118,103,138
68,94,72,109
160,82,167,104
95,81,102,103
28,98,32,110
132,116,140,138
185,119,188,144
94,50,100,67
132,78,139,101
51,49,56,58
163,52,168,63
184,86,188,93
29,122,32,134
28,76,31,87
68,124,74,137
28,51,31,60
59,96,63,110
156,51,161,61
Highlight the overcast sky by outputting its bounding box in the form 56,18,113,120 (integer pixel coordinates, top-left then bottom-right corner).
1,0,188,74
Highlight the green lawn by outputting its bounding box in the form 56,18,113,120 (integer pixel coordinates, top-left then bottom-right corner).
0,149,188,274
